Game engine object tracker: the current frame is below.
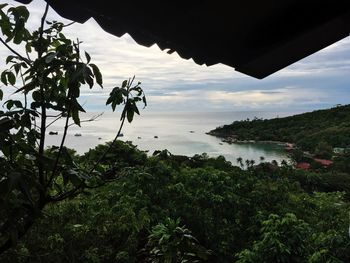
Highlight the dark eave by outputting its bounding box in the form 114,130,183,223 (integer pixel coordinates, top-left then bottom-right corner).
16,0,350,79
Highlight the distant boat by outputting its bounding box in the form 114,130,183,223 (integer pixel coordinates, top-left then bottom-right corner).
74,133,82,137
154,136,158,139
49,131,58,135
117,133,124,137
189,131,195,133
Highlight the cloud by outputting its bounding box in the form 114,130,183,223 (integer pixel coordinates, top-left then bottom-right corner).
1,0,350,112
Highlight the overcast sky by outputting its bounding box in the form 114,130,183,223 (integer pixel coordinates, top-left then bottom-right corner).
2,0,350,112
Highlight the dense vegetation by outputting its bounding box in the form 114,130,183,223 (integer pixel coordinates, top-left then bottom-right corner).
1,3,349,263
0,3,145,256
1,141,349,262
208,105,350,153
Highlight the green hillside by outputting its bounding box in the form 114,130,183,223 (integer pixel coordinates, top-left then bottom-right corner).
208,105,350,152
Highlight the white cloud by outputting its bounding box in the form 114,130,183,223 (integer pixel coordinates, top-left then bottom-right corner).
1,0,350,112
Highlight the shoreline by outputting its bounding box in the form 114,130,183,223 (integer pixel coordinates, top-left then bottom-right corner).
206,131,293,147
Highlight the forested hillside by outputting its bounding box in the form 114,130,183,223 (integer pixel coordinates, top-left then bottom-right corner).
1,141,349,262
208,105,350,152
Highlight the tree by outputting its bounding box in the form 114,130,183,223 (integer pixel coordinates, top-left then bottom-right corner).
236,157,243,168
236,213,311,263
314,141,333,159
144,218,210,262
0,3,146,254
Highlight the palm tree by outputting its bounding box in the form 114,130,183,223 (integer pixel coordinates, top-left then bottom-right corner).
281,160,288,166
236,157,243,168
271,160,278,166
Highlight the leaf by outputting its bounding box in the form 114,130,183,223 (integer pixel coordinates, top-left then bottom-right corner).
133,102,140,115
0,117,13,131
1,71,7,85
111,100,117,112
0,89,3,100
7,71,16,85
85,51,91,63
6,100,13,110
106,96,113,106
142,95,147,107
45,52,56,64
122,80,127,88
85,75,93,89
13,100,22,108
90,63,103,88
13,30,23,44
127,107,134,123
6,55,15,64
72,110,80,126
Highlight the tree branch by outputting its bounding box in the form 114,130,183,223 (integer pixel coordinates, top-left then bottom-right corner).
88,113,126,176
0,37,31,65
37,3,50,204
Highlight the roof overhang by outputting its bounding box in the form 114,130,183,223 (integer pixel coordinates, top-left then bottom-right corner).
16,0,350,79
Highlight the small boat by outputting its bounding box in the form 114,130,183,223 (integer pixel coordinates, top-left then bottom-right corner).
49,131,58,135
74,133,82,137
154,136,158,139
117,133,124,137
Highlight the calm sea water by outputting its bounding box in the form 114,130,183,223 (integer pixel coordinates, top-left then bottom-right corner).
45,110,295,164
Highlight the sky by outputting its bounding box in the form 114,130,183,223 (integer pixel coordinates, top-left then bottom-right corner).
1,0,350,113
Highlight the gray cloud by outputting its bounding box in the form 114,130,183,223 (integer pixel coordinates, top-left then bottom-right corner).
1,0,350,112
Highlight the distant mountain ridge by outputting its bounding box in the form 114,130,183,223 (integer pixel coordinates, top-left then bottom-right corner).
208,105,350,152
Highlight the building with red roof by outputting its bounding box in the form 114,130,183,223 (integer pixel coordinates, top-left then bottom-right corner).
296,162,311,170
314,158,333,167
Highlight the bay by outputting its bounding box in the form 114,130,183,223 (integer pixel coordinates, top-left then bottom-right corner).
45,110,297,165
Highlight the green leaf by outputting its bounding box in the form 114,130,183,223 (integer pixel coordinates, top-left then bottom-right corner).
85,75,93,89
90,63,103,88
13,100,22,108
6,55,15,64
1,71,7,85
7,71,16,85
25,42,32,53
85,51,91,63
13,30,23,44
6,100,13,110
122,80,127,88
0,117,13,131
72,110,80,126
0,89,3,100
133,102,140,115
106,96,113,106
127,107,134,123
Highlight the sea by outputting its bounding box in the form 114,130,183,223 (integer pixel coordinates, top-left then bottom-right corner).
45,110,296,165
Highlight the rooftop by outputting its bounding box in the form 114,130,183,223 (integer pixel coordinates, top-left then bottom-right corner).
17,0,350,79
